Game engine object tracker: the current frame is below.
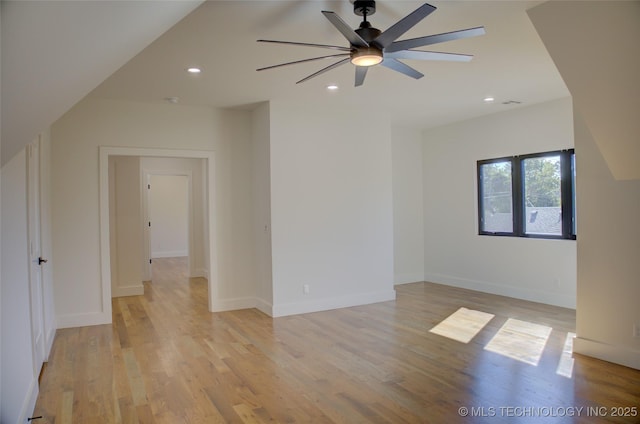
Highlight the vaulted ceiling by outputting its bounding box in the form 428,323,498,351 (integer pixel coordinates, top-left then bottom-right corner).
1,0,204,164
2,0,570,164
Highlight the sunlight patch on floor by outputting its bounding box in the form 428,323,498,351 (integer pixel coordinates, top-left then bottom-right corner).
429,307,495,343
556,332,576,378
484,318,552,366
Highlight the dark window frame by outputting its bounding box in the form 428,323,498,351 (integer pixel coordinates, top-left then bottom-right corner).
477,149,576,240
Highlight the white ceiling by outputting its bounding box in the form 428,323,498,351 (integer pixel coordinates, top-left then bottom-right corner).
2,0,570,165
0,0,204,164
89,0,569,129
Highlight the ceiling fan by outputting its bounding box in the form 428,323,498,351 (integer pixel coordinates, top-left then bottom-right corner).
256,1,485,87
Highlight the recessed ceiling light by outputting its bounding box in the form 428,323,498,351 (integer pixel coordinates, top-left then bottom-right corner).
326,84,339,91
483,97,495,103
187,67,202,74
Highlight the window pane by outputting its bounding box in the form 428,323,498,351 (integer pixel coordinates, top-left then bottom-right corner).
523,155,561,236
480,161,513,233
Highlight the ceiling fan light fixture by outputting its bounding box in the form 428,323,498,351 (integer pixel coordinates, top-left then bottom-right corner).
350,47,383,67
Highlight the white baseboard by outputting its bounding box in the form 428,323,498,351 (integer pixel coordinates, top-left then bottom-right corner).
112,284,144,297
271,289,397,318
45,326,57,361
254,297,273,317
191,267,207,279
394,272,425,286
210,296,272,316
423,272,576,309
56,311,111,329
152,250,187,258
211,296,258,312
19,376,39,424
209,291,396,318
574,337,640,370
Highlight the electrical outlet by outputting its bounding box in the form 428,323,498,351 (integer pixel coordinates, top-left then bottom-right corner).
303,284,310,295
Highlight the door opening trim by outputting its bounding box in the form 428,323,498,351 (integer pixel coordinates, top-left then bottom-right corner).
99,146,217,319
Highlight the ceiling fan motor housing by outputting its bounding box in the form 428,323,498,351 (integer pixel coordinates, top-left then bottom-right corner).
355,24,381,44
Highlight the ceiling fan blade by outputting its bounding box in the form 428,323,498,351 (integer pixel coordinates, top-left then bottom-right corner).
355,66,368,87
385,26,486,53
385,50,473,62
297,57,351,84
374,3,437,48
257,54,350,72
381,58,424,80
321,11,369,48
257,39,351,52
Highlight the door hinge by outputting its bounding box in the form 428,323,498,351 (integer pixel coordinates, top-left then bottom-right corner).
149,259,152,264
148,221,151,227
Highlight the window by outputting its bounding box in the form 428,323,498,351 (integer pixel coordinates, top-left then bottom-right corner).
478,160,513,233
477,149,575,239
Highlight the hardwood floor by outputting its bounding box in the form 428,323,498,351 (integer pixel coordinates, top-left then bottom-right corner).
35,258,640,423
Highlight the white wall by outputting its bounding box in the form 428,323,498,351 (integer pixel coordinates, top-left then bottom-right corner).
1,6,3,416
251,103,273,313
109,156,144,297
149,174,189,258
51,97,255,327
213,109,255,306
55,96,396,322
1,149,38,423
392,126,425,285
269,100,395,316
422,98,576,308
572,109,640,369
528,0,640,370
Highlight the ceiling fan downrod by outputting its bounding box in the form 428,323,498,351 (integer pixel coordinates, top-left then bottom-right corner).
354,1,381,43
353,0,376,18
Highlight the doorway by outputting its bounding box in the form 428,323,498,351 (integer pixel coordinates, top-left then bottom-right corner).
99,147,218,317
143,166,202,281
148,174,189,262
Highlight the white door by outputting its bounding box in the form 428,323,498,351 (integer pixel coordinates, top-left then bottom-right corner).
27,140,46,374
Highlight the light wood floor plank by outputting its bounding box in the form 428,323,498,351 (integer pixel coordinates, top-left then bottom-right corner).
34,257,640,423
